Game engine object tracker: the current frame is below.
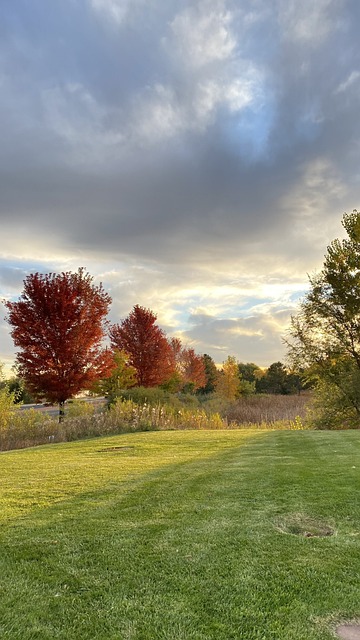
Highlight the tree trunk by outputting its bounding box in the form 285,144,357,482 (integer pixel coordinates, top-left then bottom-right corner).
59,401,65,423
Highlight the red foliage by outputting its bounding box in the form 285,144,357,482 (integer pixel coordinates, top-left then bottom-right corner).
170,337,182,361
109,305,174,387
181,347,206,390
5,268,112,405
169,338,206,391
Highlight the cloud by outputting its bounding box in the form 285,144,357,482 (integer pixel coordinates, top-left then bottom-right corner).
0,266,28,294
280,157,349,255
277,0,345,44
335,70,360,94
168,0,236,69
0,322,15,374
90,0,155,27
0,0,360,370
179,309,294,367
90,0,130,25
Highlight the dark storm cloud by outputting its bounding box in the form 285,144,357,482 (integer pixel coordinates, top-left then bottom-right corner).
1,0,359,263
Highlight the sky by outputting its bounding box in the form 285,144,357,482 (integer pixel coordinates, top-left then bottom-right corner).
1,0,360,373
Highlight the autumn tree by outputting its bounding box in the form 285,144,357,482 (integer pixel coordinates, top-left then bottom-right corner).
216,355,242,400
287,210,360,427
160,338,183,392
167,338,206,393
181,347,206,392
198,353,218,394
109,305,174,387
5,268,112,420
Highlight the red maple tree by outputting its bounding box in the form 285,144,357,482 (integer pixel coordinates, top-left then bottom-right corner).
180,346,206,391
109,305,174,387
5,268,112,418
169,338,206,392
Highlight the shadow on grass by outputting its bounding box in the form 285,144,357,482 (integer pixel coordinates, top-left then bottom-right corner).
1,430,360,640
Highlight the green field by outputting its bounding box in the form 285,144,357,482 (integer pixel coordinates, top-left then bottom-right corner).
1,429,360,639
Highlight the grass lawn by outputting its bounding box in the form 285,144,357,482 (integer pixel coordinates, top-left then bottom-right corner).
1,429,360,639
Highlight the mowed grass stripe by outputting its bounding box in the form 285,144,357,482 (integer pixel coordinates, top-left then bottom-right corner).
0,430,257,522
0,430,360,639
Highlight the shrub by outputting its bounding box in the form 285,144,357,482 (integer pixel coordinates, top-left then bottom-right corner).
306,381,356,430
109,386,173,407
0,386,17,437
109,399,232,431
0,409,56,451
65,399,101,419
0,392,313,452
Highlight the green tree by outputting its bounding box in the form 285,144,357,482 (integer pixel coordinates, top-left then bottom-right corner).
92,350,137,397
256,362,290,394
197,354,218,394
6,376,35,404
287,209,360,427
238,362,261,384
238,362,262,395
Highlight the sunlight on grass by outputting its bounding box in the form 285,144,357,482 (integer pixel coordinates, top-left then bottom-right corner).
1,430,360,639
0,430,257,523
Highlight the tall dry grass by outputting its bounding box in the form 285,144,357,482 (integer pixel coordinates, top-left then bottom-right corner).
0,394,312,452
222,393,311,426
0,399,230,451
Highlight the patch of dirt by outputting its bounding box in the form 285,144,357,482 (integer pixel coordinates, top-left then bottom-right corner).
97,446,134,453
336,624,360,639
275,513,335,538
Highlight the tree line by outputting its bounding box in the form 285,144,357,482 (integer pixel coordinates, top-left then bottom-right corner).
4,207,359,429
2,268,304,419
